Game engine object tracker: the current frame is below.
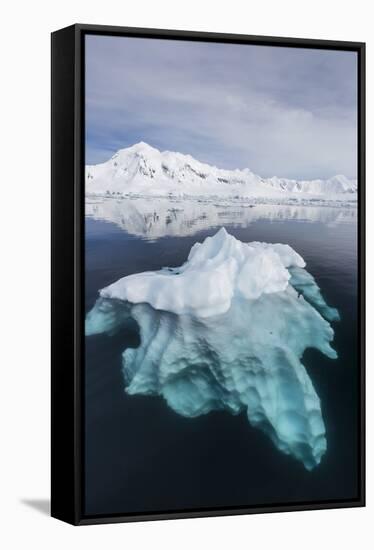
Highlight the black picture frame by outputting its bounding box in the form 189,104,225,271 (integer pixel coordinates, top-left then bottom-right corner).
51,23,366,526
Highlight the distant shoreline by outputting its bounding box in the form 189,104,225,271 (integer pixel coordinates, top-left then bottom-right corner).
85,192,357,209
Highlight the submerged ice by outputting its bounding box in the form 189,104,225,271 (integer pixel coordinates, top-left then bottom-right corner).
86,228,340,470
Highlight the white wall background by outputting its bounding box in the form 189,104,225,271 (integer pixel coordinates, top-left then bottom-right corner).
0,0,371,548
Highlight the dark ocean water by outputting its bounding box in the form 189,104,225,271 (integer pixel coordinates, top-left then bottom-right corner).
84,200,359,517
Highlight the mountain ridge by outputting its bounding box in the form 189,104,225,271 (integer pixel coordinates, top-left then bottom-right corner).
86,142,357,200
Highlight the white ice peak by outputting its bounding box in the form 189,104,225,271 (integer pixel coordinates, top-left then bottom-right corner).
100,227,306,318
86,142,357,199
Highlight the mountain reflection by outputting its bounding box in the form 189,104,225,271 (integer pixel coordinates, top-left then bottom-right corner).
86,197,357,240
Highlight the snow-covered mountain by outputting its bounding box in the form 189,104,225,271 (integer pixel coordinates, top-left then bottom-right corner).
86,142,357,202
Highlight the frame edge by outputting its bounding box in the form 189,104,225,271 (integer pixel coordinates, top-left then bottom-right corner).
51,23,81,526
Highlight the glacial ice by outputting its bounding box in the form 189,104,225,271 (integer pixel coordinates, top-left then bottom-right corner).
86,228,339,470
100,228,306,317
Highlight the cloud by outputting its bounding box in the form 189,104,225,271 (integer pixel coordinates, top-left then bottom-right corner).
85,35,357,179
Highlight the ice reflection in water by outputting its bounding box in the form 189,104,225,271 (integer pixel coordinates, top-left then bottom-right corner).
85,196,357,241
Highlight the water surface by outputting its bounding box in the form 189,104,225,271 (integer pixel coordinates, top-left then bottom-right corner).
85,198,359,517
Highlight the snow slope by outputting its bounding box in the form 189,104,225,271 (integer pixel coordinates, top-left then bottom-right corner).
86,229,340,469
86,142,357,202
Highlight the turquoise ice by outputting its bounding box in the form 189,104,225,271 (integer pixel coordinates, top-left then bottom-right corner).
86,228,340,470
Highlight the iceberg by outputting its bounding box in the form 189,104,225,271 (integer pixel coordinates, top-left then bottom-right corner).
86,228,340,470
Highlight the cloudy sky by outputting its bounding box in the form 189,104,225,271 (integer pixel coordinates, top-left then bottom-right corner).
85,35,357,180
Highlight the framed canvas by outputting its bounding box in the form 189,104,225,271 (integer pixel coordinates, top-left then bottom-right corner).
51,24,365,525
